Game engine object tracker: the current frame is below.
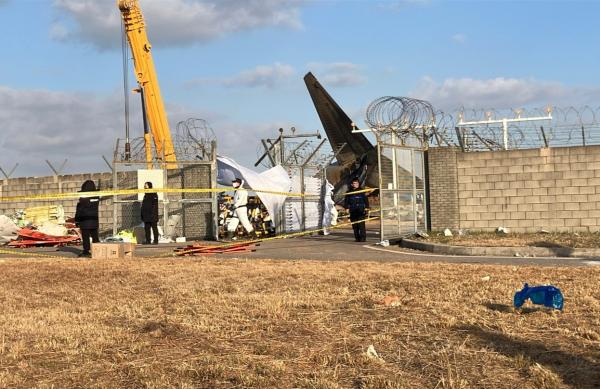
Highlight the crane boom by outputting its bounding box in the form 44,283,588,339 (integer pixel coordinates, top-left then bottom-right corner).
117,0,177,168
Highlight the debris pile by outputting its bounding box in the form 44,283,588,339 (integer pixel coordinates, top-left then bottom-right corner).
8,228,80,248
2,205,81,248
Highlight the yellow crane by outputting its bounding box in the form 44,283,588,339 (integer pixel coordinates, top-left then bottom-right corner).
117,0,177,168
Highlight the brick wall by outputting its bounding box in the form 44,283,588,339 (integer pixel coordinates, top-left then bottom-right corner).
428,145,600,233
427,147,460,230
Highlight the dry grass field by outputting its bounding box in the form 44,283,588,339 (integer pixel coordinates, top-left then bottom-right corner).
0,258,598,388
416,231,600,249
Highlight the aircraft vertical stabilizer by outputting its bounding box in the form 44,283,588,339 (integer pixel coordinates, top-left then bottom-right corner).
303,72,373,167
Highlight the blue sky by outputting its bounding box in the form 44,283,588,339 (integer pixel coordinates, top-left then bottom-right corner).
1,0,599,176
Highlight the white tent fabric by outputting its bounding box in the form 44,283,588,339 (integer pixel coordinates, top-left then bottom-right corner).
217,156,291,227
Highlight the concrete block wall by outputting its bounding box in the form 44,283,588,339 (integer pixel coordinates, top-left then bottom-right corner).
0,172,114,235
428,145,600,233
0,167,215,239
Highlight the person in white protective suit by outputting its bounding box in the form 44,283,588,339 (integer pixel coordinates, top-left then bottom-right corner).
226,178,256,239
322,181,338,236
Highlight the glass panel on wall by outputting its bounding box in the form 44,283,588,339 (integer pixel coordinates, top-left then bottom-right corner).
397,191,416,236
414,151,425,190
395,148,414,190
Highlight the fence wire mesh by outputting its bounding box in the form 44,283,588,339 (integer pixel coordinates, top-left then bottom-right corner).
282,165,324,233
112,137,218,241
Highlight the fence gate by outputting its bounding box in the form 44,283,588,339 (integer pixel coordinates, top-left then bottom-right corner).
378,134,426,241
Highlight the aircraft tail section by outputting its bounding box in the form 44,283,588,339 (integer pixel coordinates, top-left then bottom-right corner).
303,72,373,167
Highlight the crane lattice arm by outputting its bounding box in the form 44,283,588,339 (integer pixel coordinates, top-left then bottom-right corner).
118,0,176,168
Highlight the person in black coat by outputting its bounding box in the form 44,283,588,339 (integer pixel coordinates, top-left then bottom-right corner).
344,177,369,242
141,181,159,245
75,179,100,257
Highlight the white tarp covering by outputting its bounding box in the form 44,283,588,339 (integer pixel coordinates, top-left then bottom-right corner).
217,156,291,227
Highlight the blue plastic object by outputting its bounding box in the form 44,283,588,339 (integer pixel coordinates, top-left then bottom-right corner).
513,283,564,310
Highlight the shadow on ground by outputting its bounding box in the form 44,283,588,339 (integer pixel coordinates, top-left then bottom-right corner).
484,302,552,315
531,241,575,257
456,324,600,388
57,246,83,256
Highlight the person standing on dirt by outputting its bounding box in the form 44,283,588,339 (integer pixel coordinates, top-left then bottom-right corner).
141,181,159,245
75,179,100,257
344,177,369,242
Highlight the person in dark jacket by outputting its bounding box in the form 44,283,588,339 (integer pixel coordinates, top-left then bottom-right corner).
344,177,369,242
141,181,159,245
75,179,100,257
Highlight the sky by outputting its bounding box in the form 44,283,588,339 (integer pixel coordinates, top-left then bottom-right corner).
1,0,599,177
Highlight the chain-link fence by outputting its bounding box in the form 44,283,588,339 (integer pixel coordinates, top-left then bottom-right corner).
281,165,325,233
255,129,332,234
112,138,218,241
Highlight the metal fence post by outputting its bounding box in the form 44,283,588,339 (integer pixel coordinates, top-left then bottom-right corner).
211,141,218,241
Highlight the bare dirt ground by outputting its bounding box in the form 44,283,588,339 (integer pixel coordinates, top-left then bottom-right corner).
415,231,600,249
0,258,598,388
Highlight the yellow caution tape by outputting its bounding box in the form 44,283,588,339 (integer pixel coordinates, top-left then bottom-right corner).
344,187,377,196
0,207,393,260
0,187,320,203
0,185,377,203
0,249,69,260
153,207,389,258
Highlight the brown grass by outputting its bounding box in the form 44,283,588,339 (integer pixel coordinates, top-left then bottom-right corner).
0,258,598,388
417,231,600,248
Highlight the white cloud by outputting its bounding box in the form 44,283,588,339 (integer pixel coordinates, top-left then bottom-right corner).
451,33,467,44
216,121,294,166
52,0,304,50
378,0,430,11
49,22,69,41
0,86,129,176
307,62,367,87
411,76,600,110
192,62,296,89
0,84,288,176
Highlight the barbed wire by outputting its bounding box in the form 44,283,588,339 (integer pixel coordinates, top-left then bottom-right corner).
115,118,217,162
365,97,439,145
255,138,335,169
174,118,216,160
364,99,600,151
447,106,600,150
365,96,435,129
